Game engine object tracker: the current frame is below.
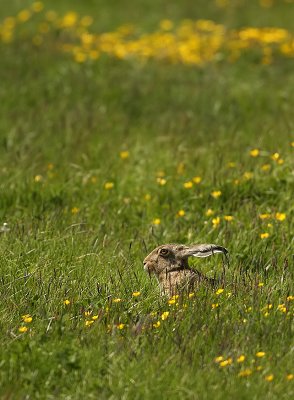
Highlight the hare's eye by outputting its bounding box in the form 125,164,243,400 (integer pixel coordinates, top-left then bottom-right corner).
159,248,169,256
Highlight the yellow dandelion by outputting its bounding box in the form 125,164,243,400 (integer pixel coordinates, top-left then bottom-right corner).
243,171,253,180
267,223,273,228
157,177,167,186
212,217,220,227
258,282,264,287
192,176,202,184
271,152,280,161
17,10,31,22
286,374,293,381
152,218,161,225
188,293,195,298
34,175,43,182
132,291,141,297
224,215,234,222
117,323,125,330
261,164,271,171
216,288,224,295
177,209,185,217
237,355,246,363
259,213,271,219
277,158,284,165
183,181,193,189
227,162,236,168
63,299,70,305
220,358,232,367
277,304,287,313
92,315,98,320
286,296,294,301
214,356,224,363
161,311,169,320
113,298,122,303
275,212,286,221
250,149,260,157
238,369,252,377
120,150,129,159
206,209,214,216
256,351,266,358
31,2,44,12
18,326,28,333
260,233,269,239
71,207,80,214
84,311,92,317
153,321,161,328
104,182,114,190
85,320,94,327
291,142,294,148
211,303,219,309
211,190,222,198
168,299,176,305
265,374,274,382
22,315,32,323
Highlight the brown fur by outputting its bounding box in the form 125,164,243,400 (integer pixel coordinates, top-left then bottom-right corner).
143,243,228,296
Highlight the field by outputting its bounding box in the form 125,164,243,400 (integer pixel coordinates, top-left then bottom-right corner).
0,0,293,399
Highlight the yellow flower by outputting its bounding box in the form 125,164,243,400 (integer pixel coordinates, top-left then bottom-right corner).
277,304,287,313
113,298,122,303
157,177,167,186
192,176,202,184
92,315,98,320
104,182,114,190
168,298,176,305
211,190,222,198
260,233,269,239
85,320,94,327
18,326,28,333
227,162,236,168
152,218,161,225
291,142,294,148
286,374,293,381
243,171,253,180
237,355,246,363
206,209,214,216
153,321,161,328
271,152,280,161
117,323,125,330
277,158,284,165
261,164,271,171
64,299,70,305
119,150,129,159
214,356,224,363
212,217,220,227
216,288,224,295
256,351,266,358
224,215,233,222
22,315,32,323
220,358,232,367
160,19,174,31
287,295,294,301
265,374,274,382
211,303,219,309
183,181,193,189
188,293,195,298
84,311,92,317
34,175,43,182
17,10,31,22
31,2,44,12
250,149,260,157
132,291,141,297
177,209,185,217
71,207,80,214
238,369,252,377
258,282,264,287
161,311,169,320
259,213,271,219
275,212,286,221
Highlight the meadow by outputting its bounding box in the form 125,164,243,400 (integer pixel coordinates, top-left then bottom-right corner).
0,0,293,399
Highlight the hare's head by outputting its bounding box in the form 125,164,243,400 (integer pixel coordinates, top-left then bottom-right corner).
143,243,228,276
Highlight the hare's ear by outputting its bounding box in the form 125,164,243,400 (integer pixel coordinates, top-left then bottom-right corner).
182,244,228,258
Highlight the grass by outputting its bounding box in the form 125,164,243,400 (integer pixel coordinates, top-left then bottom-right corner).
0,0,293,399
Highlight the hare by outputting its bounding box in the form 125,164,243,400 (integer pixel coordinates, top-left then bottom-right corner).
143,243,228,296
